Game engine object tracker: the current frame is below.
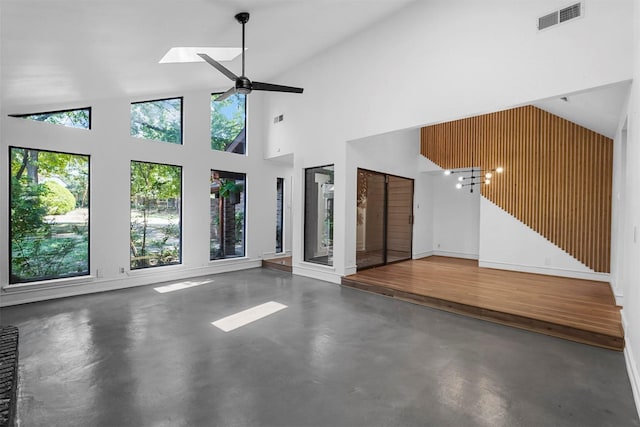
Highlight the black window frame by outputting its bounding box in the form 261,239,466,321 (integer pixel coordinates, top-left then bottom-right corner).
130,96,184,145
276,177,285,254
303,164,335,266
8,145,91,284
129,160,183,270
9,107,92,129
210,92,247,155
210,169,247,260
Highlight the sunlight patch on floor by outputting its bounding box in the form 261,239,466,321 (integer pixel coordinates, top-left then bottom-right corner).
212,301,287,332
153,279,214,294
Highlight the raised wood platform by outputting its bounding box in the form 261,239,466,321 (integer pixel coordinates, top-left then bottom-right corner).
262,256,292,273
342,257,624,351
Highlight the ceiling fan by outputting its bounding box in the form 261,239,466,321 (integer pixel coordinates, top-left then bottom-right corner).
200,12,304,101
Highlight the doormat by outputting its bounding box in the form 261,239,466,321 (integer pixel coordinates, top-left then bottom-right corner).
0,326,18,427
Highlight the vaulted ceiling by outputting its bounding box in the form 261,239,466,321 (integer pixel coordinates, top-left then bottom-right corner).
1,0,630,138
1,0,414,111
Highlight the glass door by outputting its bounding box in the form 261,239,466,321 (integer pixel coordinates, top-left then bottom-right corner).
356,169,413,270
356,170,386,269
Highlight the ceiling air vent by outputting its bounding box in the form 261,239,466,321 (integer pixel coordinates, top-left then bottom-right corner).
538,2,583,31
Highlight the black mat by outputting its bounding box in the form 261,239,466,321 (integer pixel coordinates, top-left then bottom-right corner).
0,326,18,427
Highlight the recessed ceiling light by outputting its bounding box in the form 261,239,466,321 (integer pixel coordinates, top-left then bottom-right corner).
159,47,244,64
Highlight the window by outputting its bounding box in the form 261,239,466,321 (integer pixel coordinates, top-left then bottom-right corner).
211,93,246,154
130,161,182,269
130,97,182,144
276,177,284,253
9,147,90,283
210,170,246,259
10,107,91,129
304,165,334,266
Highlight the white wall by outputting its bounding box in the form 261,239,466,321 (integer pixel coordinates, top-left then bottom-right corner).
479,198,607,281
0,91,293,306
431,173,480,259
265,0,633,281
343,128,426,276
617,0,640,418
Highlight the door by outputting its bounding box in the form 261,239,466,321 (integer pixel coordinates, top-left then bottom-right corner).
386,175,413,263
356,169,413,270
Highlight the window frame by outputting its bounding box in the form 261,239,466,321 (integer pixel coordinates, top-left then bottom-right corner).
210,92,247,155
303,164,335,266
129,160,183,270
130,96,184,145
9,107,92,129
8,146,91,284
276,177,285,254
210,169,247,260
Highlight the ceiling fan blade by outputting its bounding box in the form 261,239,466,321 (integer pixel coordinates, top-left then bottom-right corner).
197,53,238,81
252,81,304,94
214,87,237,102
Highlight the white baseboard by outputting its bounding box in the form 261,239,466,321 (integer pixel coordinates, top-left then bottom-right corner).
293,263,341,284
0,258,261,307
622,311,640,422
262,251,292,260
478,260,610,282
413,251,434,259
433,250,479,260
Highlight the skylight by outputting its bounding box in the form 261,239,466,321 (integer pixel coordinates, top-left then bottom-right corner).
159,47,244,64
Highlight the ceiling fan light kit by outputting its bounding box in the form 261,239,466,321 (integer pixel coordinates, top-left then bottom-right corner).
197,12,304,101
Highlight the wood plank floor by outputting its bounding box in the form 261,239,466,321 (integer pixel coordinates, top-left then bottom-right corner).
342,256,624,351
262,256,293,273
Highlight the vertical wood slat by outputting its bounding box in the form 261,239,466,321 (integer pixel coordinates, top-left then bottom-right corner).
420,105,613,273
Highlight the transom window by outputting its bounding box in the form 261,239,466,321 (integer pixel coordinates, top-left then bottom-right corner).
211,93,246,154
10,107,91,129
130,97,183,144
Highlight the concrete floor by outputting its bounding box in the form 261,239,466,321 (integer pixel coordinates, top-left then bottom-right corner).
2,268,639,427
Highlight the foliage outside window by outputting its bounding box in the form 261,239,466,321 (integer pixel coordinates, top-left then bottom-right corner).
10,107,91,129
130,161,182,269
210,170,246,260
276,177,284,253
10,147,90,283
304,165,334,266
131,97,182,144
211,93,246,154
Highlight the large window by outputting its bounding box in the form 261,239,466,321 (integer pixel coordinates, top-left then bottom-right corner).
9,147,90,283
211,93,246,154
304,165,334,266
130,97,182,144
276,177,284,253
10,107,91,129
130,161,182,269
210,170,246,260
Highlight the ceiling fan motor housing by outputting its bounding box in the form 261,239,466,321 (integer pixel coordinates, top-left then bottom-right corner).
236,76,252,94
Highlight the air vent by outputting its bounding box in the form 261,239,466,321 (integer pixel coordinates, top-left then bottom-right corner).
538,12,559,30
538,2,582,31
559,3,581,22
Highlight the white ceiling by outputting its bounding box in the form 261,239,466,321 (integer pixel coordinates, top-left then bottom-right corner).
532,81,630,138
1,0,631,138
1,0,414,111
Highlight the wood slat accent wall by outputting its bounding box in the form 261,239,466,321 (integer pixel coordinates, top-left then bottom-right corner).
420,105,613,272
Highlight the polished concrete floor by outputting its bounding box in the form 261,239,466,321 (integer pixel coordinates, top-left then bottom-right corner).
2,268,639,427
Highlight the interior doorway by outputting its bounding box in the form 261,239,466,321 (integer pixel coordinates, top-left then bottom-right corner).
356,169,413,270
